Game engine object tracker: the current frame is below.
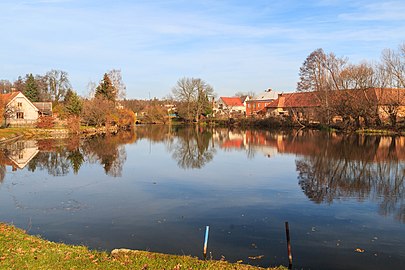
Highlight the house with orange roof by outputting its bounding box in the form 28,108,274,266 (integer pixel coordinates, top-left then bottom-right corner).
264,88,405,125
0,91,40,126
265,91,321,122
215,96,246,117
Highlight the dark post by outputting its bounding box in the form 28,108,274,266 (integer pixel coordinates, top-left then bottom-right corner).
285,221,293,269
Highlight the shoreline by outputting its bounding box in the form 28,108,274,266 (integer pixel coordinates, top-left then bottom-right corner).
0,222,285,270
0,126,122,144
0,124,404,145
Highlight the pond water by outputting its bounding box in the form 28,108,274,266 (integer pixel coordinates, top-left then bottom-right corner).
0,126,404,270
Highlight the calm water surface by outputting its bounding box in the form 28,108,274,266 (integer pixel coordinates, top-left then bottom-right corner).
0,126,404,270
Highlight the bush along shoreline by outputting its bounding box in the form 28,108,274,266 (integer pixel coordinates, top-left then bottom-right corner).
203,117,405,135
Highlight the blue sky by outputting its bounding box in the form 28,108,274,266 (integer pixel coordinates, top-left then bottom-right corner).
1,0,404,99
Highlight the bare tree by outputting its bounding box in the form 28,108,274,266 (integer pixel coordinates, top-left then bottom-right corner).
46,70,72,102
172,77,214,122
0,80,12,94
323,52,348,91
374,43,405,126
86,81,97,99
235,91,255,98
380,44,405,88
297,48,328,92
338,62,375,90
81,97,115,127
107,69,126,100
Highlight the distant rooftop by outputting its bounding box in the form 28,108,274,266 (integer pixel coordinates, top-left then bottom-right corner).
252,89,278,101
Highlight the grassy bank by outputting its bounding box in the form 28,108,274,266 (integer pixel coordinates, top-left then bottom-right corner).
0,223,285,270
0,127,69,142
0,126,116,143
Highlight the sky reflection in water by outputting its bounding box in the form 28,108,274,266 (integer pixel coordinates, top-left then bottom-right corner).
0,126,404,270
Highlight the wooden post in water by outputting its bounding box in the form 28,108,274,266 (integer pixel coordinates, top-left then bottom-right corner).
203,226,209,258
285,222,293,269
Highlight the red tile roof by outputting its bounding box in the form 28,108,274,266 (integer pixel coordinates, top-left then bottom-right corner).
265,88,405,109
220,97,244,107
266,91,321,108
0,91,20,104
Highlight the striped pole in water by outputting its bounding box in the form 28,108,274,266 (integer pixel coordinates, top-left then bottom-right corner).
203,226,209,258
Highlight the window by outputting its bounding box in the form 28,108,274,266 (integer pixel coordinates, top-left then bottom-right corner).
17,102,22,108
17,142,25,149
16,112,24,119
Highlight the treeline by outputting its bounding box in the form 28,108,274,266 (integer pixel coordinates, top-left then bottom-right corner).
297,42,405,128
1,69,135,131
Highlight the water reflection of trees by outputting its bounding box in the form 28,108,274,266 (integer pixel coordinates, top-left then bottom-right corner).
0,150,7,184
27,138,80,176
167,126,216,169
1,127,404,223
23,131,135,177
295,135,405,223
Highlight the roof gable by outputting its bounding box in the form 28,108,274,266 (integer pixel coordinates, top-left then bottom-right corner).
220,97,244,107
0,91,39,112
266,92,321,108
0,92,20,104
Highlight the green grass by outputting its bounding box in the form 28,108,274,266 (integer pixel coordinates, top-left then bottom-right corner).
0,223,285,270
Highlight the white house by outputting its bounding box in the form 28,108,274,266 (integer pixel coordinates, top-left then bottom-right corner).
215,97,246,116
1,92,39,126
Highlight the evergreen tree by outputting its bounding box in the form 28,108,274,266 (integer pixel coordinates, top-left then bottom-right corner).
67,150,84,175
95,73,117,101
24,74,39,102
64,90,83,116
64,89,74,104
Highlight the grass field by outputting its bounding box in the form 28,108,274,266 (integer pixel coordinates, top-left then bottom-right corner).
0,223,285,270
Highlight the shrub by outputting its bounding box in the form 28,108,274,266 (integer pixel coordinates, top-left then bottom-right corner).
36,116,56,128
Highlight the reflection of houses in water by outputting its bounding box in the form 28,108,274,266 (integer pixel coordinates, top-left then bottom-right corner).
213,129,405,161
245,131,279,157
213,130,246,150
4,140,39,170
213,129,279,157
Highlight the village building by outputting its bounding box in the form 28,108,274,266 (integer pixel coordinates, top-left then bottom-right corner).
263,88,405,125
265,91,321,122
1,92,39,126
239,95,250,107
33,102,53,116
0,91,53,126
246,89,278,116
215,97,246,117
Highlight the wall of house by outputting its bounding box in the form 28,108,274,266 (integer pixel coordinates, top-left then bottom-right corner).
6,96,39,126
215,100,246,116
247,101,272,116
